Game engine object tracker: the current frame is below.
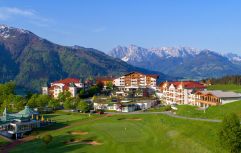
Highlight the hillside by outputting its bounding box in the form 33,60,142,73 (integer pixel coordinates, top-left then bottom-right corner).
109,45,241,79
0,25,170,91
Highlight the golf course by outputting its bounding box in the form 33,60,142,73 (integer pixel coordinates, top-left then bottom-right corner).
8,112,227,153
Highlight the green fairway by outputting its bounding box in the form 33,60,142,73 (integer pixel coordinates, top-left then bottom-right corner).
176,101,241,119
207,84,241,93
44,111,94,123
10,113,226,153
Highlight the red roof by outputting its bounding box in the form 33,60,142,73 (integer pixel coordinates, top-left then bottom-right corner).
52,78,80,84
161,81,205,89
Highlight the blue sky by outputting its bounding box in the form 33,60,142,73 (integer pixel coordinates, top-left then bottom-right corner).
1,0,241,54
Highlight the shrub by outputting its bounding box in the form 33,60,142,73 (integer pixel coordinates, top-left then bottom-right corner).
42,134,53,146
164,105,172,111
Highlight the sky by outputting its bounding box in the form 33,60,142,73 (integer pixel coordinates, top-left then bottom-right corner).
0,0,241,54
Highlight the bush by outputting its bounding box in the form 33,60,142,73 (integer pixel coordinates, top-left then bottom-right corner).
42,134,53,146
164,105,172,111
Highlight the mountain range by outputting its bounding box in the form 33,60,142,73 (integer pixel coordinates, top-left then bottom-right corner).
0,25,170,91
109,45,241,80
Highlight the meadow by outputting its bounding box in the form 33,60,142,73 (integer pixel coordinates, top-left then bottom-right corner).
207,84,241,93
10,112,226,153
175,101,241,120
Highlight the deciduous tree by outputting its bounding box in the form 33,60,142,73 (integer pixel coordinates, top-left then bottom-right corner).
219,113,241,153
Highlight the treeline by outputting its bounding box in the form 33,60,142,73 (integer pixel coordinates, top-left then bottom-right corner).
0,82,105,114
203,75,241,85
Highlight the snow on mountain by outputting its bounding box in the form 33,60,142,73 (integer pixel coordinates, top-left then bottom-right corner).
109,44,241,79
109,45,201,60
223,53,241,64
149,47,200,58
0,24,30,39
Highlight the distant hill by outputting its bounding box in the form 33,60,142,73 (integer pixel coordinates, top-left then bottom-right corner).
109,44,241,80
0,25,171,91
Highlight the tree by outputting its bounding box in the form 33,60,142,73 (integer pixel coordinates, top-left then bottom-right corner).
27,94,39,108
219,113,241,153
48,99,60,110
42,134,53,146
77,101,90,113
0,82,16,105
0,81,16,96
36,95,50,107
63,99,72,109
106,82,113,90
58,91,71,103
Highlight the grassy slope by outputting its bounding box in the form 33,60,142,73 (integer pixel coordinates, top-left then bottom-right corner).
11,113,225,153
207,84,241,93
176,101,241,119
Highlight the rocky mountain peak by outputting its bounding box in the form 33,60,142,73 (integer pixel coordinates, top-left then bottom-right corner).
109,44,241,79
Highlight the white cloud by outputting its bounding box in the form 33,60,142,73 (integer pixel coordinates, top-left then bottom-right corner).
0,7,52,27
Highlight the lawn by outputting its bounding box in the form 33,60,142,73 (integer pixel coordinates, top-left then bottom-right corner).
0,137,9,146
147,105,171,112
10,113,226,153
0,137,9,151
176,101,241,119
207,84,241,93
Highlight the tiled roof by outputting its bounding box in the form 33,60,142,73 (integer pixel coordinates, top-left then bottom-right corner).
53,78,80,84
161,81,205,89
124,72,159,78
196,90,241,98
49,78,80,92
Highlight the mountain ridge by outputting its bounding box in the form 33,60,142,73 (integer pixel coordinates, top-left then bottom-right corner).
0,25,171,91
109,44,241,79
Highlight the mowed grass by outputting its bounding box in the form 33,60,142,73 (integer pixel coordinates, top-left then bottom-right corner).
176,101,241,119
0,137,9,146
11,113,226,153
207,84,241,93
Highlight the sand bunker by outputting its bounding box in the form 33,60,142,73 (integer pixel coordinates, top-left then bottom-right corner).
81,140,102,145
64,139,102,145
64,138,82,144
106,114,113,117
68,131,89,135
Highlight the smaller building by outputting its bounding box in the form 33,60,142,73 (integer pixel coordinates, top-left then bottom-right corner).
42,78,83,98
195,90,241,107
93,98,158,112
0,106,42,139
